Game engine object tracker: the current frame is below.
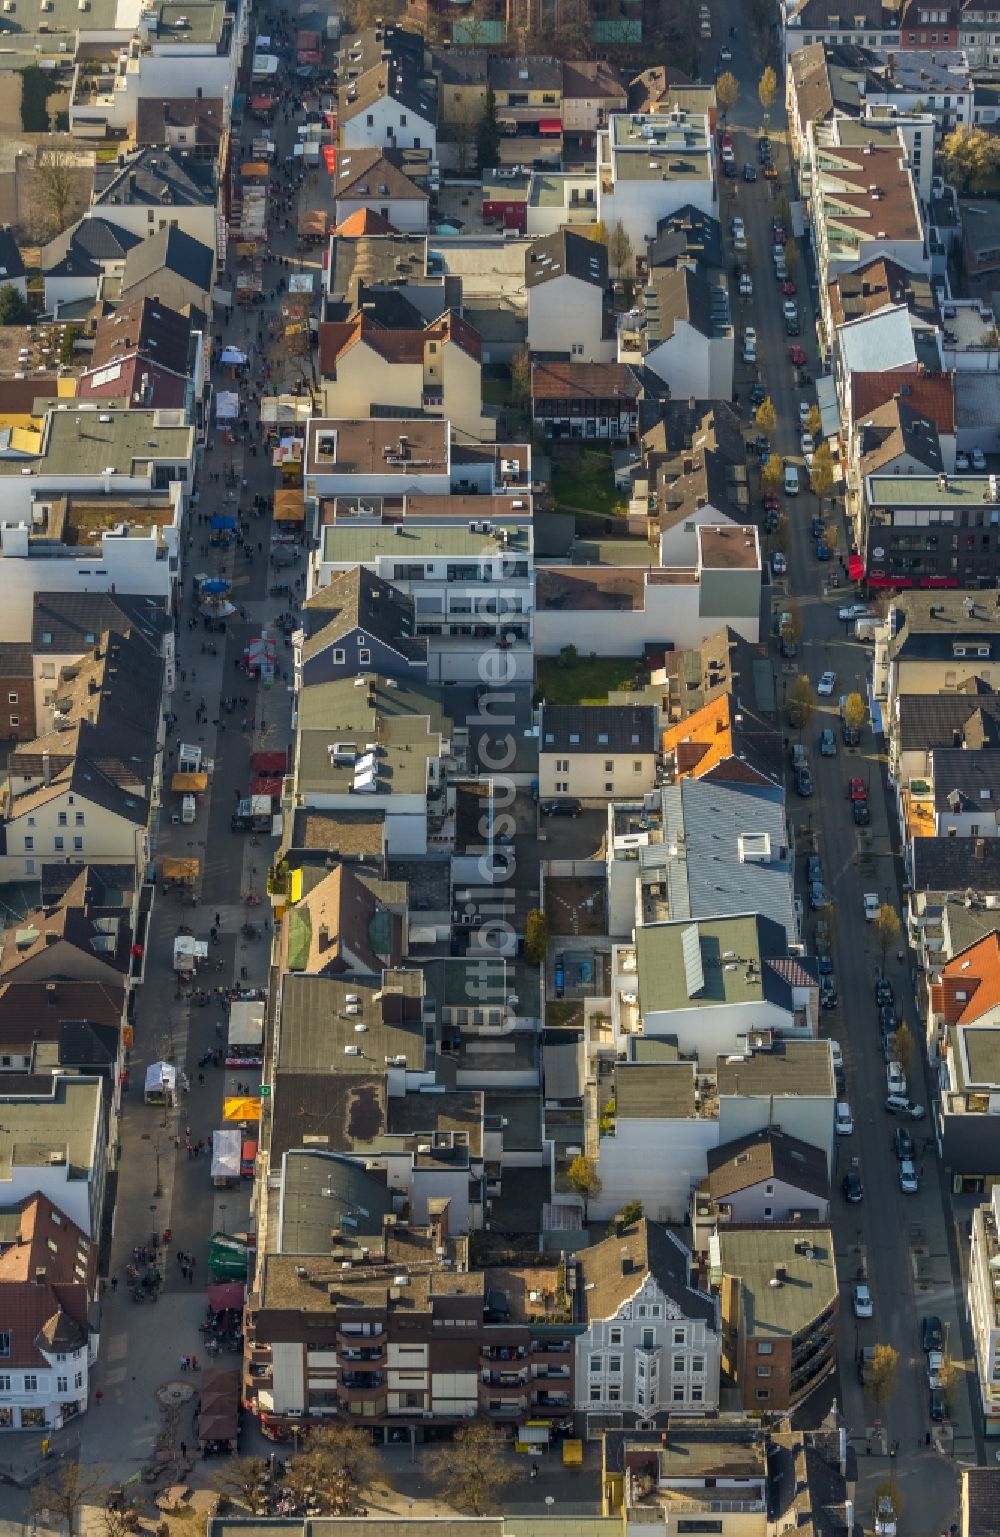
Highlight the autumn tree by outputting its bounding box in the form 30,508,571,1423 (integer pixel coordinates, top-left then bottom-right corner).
758,65,777,117
805,403,823,440
590,219,610,246
285,1424,378,1516
810,443,836,512
873,903,902,969
509,345,531,404
716,71,739,123
429,1419,513,1514
761,453,784,495
943,125,1000,193
868,1343,900,1417
823,517,841,554
844,692,866,732
476,84,501,174
30,1461,111,1537
894,1021,915,1077
213,1457,271,1515
524,908,549,964
567,1153,602,1219
755,396,777,435
608,219,634,279
787,674,816,737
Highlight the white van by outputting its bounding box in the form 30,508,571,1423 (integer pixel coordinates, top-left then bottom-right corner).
784,465,799,495
887,1060,907,1097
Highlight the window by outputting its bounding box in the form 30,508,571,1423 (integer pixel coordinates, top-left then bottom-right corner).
634,760,643,772
58,812,67,826
757,1366,771,1378
24,859,34,875
590,1385,602,1401
27,817,34,827
642,1328,655,1349
366,113,374,126
691,1386,703,1402
333,649,346,664
54,837,64,852
609,1328,623,1345
608,1355,622,1374
23,837,33,852
763,1207,773,1218
604,760,614,772
673,1329,686,1346
608,1386,621,1401
74,1371,83,1389
358,649,371,665
672,1385,685,1402
692,1356,704,1374
23,1375,37,1392
73,837,83,852
56,1376,67,1393
400,113,407,126
7,693,15,704
0,1375,9,1391
590,1354,602,1374
757,1342,773,1356
40,662,55,678
0,1334,8,1358
8,717,17,728
673,1354,686,1373
605,781,614,792
765,1184,774,1195
756,1388,770,1401
555,759,569,772
75,813,84,826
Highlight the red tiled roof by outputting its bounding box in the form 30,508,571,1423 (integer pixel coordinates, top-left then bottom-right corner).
0,1193,96,1367
930,931,1000,1026
532,360,641,402
336,208,398,236
851,370,956,434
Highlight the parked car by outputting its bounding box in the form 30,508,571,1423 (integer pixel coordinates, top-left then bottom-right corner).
929,1388,947,1422
820,977,839,1010
875,977,894,1007
899,1158,919,1193
849,777,868,801
817,670,837,696
815,541,829,561
784,465,800,495
819,728,837,756
927,1349,944,1388
973,447,987,470
853,798,870,825
743,162,757,181
886,1060,907,1097
879,1003,897,1033
923,1315,944,1352
809,880,829,909
864,892,879,920
540,798,581,817
806,850,822,881
894,1125,914,1161
854,1283,873,1318
772,551,787,575
835,1101,854,1135
788,345,807,366
829,1038,843,1071
956,450,970,471
839,602,870,621
842,1170,864,1201
886,1094,925,1119
796,767,813,796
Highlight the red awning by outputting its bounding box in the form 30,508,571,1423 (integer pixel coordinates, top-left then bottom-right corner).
919,576,959,588
207,1281,246,1312
847,554,864,581
538,119,562,134
868,575,913,589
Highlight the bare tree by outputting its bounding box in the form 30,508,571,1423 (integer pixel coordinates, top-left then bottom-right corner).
285,1424,378,1516
213,1457,271,1515
30,1460,111,1537
428,1419,513,1514
608,220,634,280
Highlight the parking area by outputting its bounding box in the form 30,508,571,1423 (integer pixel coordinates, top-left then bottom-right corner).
539,806,607,861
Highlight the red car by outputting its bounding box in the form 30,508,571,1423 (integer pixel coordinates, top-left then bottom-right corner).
763,164,778,179
773,227,787,245
788,345,806,365
762,494,780,511
848,777,868,802
781,279,797,296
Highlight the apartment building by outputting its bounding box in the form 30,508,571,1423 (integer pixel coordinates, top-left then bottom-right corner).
538,705,658,801
928,933,1000,1180
597,112,716,250
969,1185,1000,1434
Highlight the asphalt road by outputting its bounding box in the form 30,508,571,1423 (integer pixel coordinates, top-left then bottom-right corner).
701,6,979,1526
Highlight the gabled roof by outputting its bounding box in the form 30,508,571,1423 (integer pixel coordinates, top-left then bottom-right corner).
850,368,955,432
661,693,781,786
319,308,481,376
540,703,656,755
89,295,192,379
647,205,724,272
858,397,942,476
31,591,167,656
286,863,403,976
562,59,627,101
706,1127,829,1200
94,145,215,209
302,566,426,664
121,225,213,297
0,1192,95,1367
838,305,916,376
334,148,428,203
930,930,1000,1025
931,746,1000,815
911,834,1000,893
335,208,398,237
531,360,641,402
576,1217,716,1325
525,228,607,291
134,96,225,147
896,692,1000,752
830,255,937,329
788,42,834,125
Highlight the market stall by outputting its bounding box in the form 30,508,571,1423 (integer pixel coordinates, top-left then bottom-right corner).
170,771,209,796
160,856,200,893
211,1129,242,1186
208,1231,249,1280
174,934,208,976
223,1095,261,1122
196,1368,241,1455
227,1000,265,1068
273,489,305,524
297,207,327,245
145,1061,176,1105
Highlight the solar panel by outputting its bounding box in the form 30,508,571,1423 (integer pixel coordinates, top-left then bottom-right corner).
682,922,704,998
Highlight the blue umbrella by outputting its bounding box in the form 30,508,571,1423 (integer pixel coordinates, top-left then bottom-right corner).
200,578,231,595
210,514,237,531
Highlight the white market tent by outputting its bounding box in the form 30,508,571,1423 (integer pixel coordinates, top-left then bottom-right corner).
211,1129,242,1181
228,1000,265,1049
145,1061,177,1102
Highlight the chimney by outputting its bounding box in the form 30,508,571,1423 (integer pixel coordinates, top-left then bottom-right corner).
41,752,51,787
774,1264,787,1283
621,1255,634,1276
975,837,986,860
430,1200,449,1250
45,931,58,946
683,455,693,474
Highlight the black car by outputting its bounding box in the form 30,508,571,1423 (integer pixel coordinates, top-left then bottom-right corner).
796,768,813,797
764,508,780,532
894,1126,914,1161
758,136,771,161
852,798,870,825
879,1003,897,1033
785,317,800,336
929,1388,946,1423
743,162,757,181
842,1171,864,1203
820,977,838,1010
539,798,581,818
750,382,766,407
922,1315,943,1352
876,977,894,1007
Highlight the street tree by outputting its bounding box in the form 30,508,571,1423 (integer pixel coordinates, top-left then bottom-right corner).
805,403,823,439
844,692,866,732
776,191,792,231
758,65,777,117
524,908,549,964
810,443,836,512
894,1021,915,1077
567,1153,602,1220
428,1418,513,1514
868,1343,900,1417
761,453,784,495
608,219,634,279
942,125,1000,193
509,345,532,403
755,396,777,434
873,903,902,970
30,1461,111,1537
590,219,610,246
783,237,801,275
286,1424,378,1516
716,71,740,123
771,513,790,553
213,1457,271,1515
787,674,816,737
823,517,841,554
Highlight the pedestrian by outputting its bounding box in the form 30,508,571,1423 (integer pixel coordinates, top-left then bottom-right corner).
95,1388,103,1406
191,1353,198,1370
180,1354,188,1371
180,1441,188,1458
111,1275,118,1292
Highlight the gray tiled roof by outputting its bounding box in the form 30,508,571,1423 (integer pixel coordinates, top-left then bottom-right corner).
930,747,1000,815
896,693,1000,752
121,226,213,296
911,835,1000,893
525,228,607,291
541,703,656,755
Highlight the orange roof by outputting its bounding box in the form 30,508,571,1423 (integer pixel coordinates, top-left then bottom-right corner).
662,694,735,780
335,208,398,237
931,932,1000,1026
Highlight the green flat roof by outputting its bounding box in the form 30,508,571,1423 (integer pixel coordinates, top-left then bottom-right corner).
321,524,530,561
719,1227,837,1337
637,914,766,1012
868,473,996,507
0,410,193,479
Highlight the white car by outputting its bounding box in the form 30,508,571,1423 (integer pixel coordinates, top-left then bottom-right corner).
784,465,799,495
804,448,814,469
740,273,753,297
830,1039,843,1072
927,1349,944,1388
899,1158,919,1193
839,603,870,621
817,670,837,696
835,1101,854,1135
853,1283,873,1318
799,401,812,425
772,551,787,575
732,216,745,239
864,892,879,921
973,447,988,470
801,430,814,455
744,325,757,346
743,345,757,365
783,300,798,322
956,450,970,471
887,1060,908,1097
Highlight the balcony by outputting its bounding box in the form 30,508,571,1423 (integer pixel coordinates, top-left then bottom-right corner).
481,1371,528,1391
533,1365,571,1380
531,1339,572,1355
339,1373,385,1400
336,1325,385,1345
482,1345,527,1361
482,1399,526,1417
533,1391,571,1409
339,1345,384,1363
